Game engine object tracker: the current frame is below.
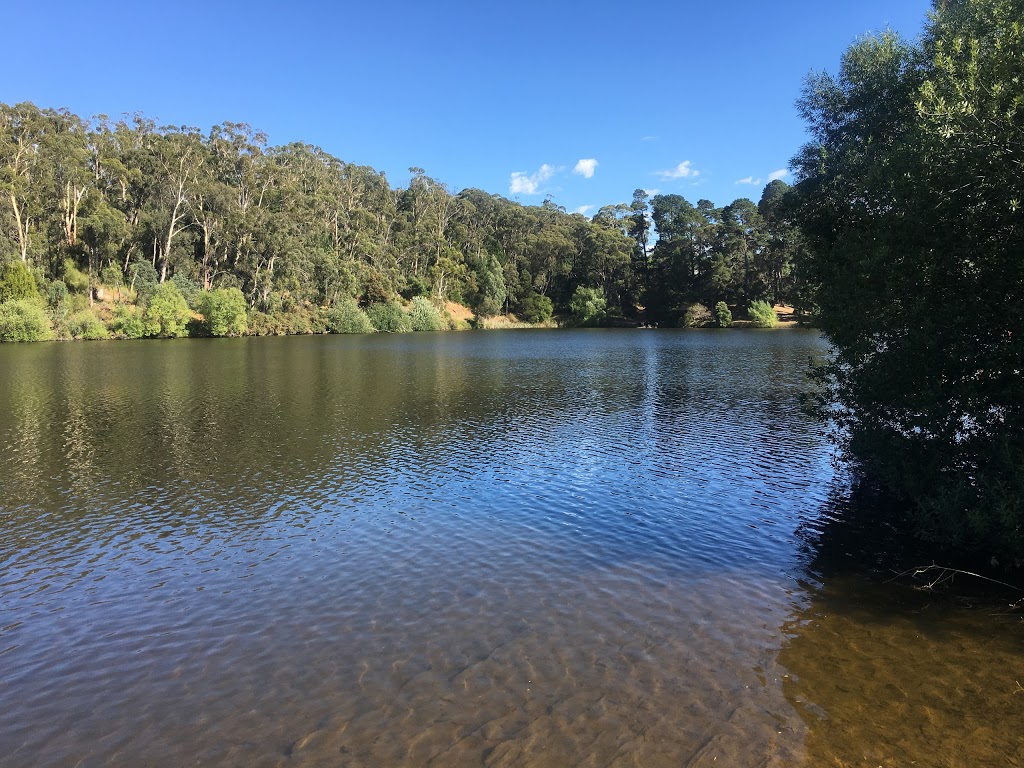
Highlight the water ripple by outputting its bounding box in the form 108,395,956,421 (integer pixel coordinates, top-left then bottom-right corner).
0,330,842,766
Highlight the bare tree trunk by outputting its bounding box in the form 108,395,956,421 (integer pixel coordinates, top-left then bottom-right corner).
9,193,29,262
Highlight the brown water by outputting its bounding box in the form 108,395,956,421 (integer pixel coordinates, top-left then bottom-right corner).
0,330,1020,767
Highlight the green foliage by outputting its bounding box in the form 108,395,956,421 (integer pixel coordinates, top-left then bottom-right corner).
67,309,110,340
714,301,732,327
62,259,90,294
247,311,285,336
46,280,68,309
366,301,412,333
326,300,375,334
472,253,507,317
100,266,123,290
517,292,553,324
249,305,325,335
198,288,248,337
409,296,445,331
747,299,777,328
0,102,650,333
0,299,54,342
129,261,159,303
172,274,203,310
0,261,38,302
399,275,429,300
792,0,1024,556
144,282,191,337
569,286,607,327
110,305,146,339
681,303,712,328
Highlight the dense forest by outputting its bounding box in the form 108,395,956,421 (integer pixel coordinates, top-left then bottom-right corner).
0,103,801,339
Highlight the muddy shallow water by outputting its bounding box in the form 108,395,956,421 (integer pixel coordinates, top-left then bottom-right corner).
0,330,1020,767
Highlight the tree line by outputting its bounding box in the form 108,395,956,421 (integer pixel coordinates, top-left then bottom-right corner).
0,102,802,339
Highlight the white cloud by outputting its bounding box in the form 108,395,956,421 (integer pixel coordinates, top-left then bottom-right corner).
509,163,556,195
641,135,658,142
657,161,700,180
736,176,763,185
574,205,594,216
768,168,790,182
573,158,598,179
644,188,660,197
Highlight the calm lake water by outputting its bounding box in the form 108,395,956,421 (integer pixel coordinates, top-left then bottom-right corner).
0,330,1021,767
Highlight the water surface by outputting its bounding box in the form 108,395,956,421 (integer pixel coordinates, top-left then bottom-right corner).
0,330,1020,767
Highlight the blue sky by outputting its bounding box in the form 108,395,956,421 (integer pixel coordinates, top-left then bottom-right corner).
7,0,932,212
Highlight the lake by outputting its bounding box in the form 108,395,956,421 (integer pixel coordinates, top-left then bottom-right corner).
0,330,1021,767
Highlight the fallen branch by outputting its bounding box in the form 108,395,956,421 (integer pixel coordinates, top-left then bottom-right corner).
887,563,1021,593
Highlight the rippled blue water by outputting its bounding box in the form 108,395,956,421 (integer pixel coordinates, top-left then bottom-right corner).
9,329,992,767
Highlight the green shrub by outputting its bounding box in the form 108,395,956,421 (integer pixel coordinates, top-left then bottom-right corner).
409,296,445,331
366,301,412,333
172,274,203,309
144,282,191,337
682,303,712,328
715,301,732,327
747,299,778,328
517,292,553,323
399,275,429,299
128,260,159,303
326,300,374,334
0,261,38,302
47,280,69,309
111,304,146,339
0,299,54,342
247,311,284,336
67,309,110,340
62,259,90,294
198,287,248,337
283,304,327,334
569,286,607,327
100,265,123,291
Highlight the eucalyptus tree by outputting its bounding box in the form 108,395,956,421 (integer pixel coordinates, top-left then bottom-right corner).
627,189,651,275
648,194,703,313
146,125,207,283
0,102,50,263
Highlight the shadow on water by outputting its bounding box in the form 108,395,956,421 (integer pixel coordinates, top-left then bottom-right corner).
781,480,1024,767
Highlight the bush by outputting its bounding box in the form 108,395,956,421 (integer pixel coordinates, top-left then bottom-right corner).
0,299,54,342
682,303,712,328
366,301,411,333
100,265,123,291
569,286,607,327
247,311,284,336
326,300,374,334
62,259,90,294
292,304,328,334
172,274,203,310
144,282,191,337
517,292,553,324
747,299,777,328
128,260,159,303
399,275,430,300
0,261,38,302
67,309,110,340
47,280,69,309
198,287,248,337
409,296,445,331
715,301,733,327
111,304,146,339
